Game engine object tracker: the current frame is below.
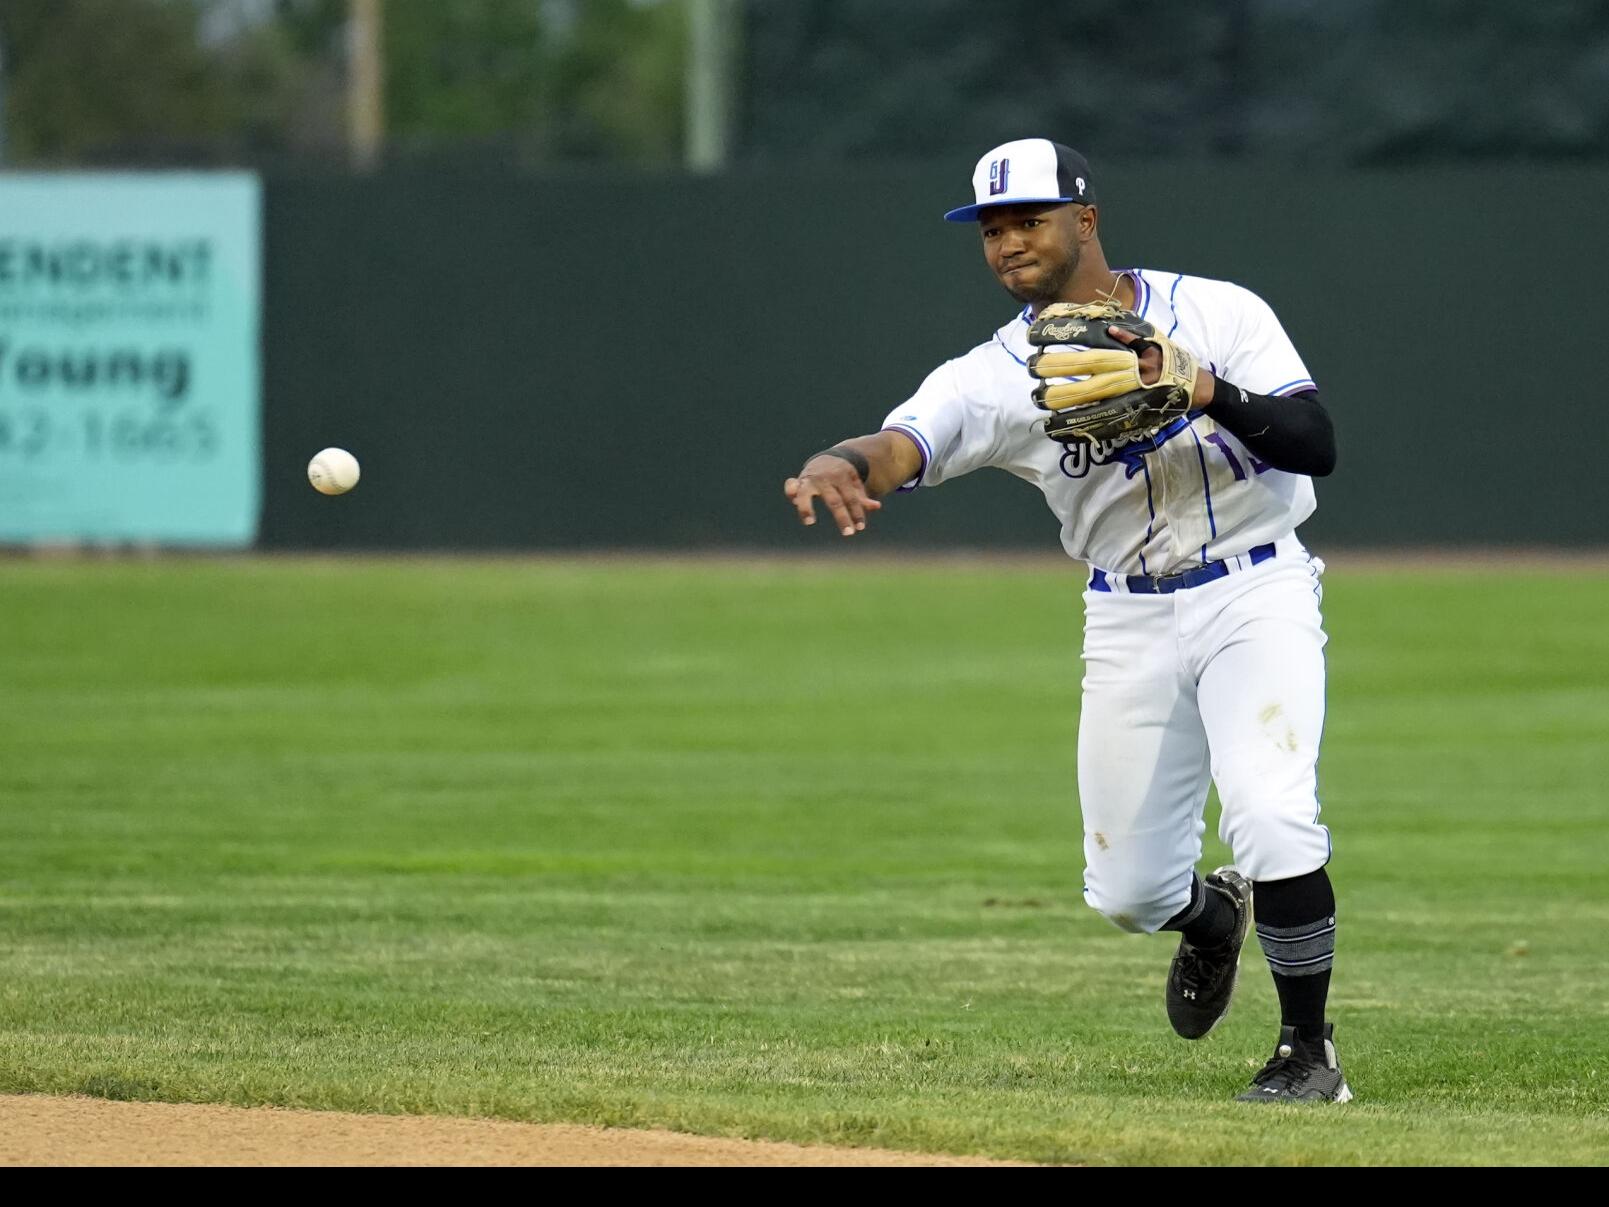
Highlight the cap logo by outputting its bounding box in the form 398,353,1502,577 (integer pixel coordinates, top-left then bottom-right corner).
988,158,1010,196
1076,176,1086,195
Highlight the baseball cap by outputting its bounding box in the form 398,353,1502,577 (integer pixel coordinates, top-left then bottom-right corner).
943,138,1096,223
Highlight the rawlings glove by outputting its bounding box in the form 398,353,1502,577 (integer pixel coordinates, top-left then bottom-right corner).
1026,299,1205,445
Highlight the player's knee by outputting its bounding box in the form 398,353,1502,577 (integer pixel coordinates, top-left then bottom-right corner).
1220,800,1330,883
1082,879,1185,935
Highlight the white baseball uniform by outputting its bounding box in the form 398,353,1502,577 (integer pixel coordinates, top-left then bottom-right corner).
882,268,1331,932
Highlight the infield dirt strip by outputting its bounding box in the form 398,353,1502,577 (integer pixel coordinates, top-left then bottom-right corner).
0,1095,1027,1166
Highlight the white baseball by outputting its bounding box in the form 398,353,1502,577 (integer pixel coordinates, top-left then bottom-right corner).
308,447,361,495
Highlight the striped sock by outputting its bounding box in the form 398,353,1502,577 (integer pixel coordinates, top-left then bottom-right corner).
1257,915,1337,978
1254,868,1337,1046
1256,916,1336,1044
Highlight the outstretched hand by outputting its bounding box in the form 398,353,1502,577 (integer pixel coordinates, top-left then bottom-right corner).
784,455,883,537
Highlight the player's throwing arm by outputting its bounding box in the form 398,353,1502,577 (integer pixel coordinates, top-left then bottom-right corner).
784,432,922,537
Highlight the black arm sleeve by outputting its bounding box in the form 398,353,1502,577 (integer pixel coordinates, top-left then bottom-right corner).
1205,379,1336,477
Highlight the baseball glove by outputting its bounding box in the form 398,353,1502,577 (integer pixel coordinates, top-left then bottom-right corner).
1026,299,1205,445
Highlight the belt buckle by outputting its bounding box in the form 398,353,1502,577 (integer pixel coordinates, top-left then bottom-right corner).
1149,546,1274,595
1137,565,1196,594
1162,559,1221,593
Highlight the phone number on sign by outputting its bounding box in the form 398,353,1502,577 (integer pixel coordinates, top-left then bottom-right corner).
0,407,220,460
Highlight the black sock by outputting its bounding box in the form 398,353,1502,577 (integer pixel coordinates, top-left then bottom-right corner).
1273,970,1331,1048
1160,873,1235,948
1254,868,1336,1046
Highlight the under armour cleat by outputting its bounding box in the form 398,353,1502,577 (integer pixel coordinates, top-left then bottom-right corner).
1166,866,1252,1039
1236,1023,1353,1103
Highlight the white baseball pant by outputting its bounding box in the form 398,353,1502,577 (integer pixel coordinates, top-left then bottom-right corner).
1076,535,1331,933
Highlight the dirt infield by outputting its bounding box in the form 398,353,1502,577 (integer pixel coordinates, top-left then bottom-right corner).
0,1095,1026,1167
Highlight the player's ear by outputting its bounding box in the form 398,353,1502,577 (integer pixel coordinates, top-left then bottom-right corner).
1078,204,1100,241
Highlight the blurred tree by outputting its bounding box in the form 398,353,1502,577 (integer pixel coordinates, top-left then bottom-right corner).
1,0,228,162
0,0,339,164
542,0,686,163
382,0,547,143
375,0,687,165
0,0,690,168
2,0,1606,170
738,0,1609,164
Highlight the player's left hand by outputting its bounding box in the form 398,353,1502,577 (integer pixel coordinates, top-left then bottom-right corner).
1106,326,1217,405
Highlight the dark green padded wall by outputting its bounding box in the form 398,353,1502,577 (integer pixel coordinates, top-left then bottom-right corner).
259,164,1607,551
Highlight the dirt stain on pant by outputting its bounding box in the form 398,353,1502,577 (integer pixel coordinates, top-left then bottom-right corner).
1258,702,1300,752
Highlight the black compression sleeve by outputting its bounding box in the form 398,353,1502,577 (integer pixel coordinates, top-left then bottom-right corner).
1205,380,1336,477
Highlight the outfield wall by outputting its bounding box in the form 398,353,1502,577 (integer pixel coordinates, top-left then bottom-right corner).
257,164,1606,552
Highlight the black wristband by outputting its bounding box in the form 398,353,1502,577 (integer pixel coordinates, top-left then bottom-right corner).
809,445,870,483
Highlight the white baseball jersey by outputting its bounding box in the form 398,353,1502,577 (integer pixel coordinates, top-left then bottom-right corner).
881,269,1318,576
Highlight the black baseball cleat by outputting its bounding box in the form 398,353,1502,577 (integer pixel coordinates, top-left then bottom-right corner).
1165,866,1252,1039
1236,1023,1353,1103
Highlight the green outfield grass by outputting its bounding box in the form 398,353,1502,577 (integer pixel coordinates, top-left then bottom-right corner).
1,555,1606,1165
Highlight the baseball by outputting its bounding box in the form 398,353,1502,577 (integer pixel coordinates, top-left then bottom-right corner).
308,447,361,495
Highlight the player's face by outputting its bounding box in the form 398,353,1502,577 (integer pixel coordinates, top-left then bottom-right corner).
979,203,1085,304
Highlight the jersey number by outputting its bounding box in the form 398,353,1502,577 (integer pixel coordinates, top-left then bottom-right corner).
1204,431,1269,481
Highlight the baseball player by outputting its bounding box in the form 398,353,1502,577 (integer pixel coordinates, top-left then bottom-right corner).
784,139,1348,1103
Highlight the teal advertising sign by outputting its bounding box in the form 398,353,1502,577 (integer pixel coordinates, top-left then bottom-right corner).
0,173,261,545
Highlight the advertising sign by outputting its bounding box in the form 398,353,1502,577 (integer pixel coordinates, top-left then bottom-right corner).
0,173,261,545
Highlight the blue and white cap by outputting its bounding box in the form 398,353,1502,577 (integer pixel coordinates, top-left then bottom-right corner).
943,139,1096,223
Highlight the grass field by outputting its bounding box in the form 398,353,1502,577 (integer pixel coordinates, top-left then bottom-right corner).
1,555,1606,1165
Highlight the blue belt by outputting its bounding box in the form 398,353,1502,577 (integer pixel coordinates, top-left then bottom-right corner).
1090,543,1276,595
